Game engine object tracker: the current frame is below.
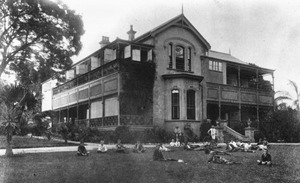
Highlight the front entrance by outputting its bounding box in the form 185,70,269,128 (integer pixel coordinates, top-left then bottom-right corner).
207,103,219,126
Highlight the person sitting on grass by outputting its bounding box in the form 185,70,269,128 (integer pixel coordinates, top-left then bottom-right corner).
77,141,89,156
133,140,146,153
241,141,255,153
115,139,127,153
208,154,240,165
204,145,231,155
175,138,181,147
170,139,177,147
153,144,184,163
97,140,108,153
227,139,242,152
159,144,173,152
183,142,202,151
257,149,272,166
257,138,268,151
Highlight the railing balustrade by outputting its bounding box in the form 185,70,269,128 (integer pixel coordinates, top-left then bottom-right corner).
53,60,120,95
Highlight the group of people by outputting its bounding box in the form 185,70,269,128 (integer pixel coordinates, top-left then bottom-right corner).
226,139,255,152
226,138,269,153
77,125,272,167
223,138,272,166
77,139,146,156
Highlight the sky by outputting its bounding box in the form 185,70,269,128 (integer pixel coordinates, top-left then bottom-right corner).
3,0,300,101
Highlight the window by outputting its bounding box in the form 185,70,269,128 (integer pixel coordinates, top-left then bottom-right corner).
91,100,103,118
91,56,100,70
171,89,180,119
132,48,141,61
104,48,116,64
187,47,191,71
104,97,118,116
209,60,222,72
175,46,185,70
187,90,195,120
124,45,131,58
168,43,173,68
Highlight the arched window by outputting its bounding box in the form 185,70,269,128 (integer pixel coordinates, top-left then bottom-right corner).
187,47,192,71
172,89,180,119
175,45,185,70
168,43,173,68
187,90,195,120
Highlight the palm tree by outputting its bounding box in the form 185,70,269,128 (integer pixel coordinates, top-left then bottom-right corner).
275,80,300,110
0,84,32,156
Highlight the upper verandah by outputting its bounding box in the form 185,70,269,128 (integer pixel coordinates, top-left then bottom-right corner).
204,50,275,73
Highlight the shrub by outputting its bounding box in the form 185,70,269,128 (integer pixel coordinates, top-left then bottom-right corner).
114,126,132,143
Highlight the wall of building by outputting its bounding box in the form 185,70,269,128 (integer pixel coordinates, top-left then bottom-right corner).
143,26,206,136
41,79,57,112
119,61,155,126
201,57,225,84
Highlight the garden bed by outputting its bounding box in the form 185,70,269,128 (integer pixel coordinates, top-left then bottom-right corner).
0,136,77,149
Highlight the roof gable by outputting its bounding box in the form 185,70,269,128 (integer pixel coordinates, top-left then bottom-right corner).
134,14,211,50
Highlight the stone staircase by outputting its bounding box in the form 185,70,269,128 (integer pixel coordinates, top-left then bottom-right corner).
217,120,252,143
223,130,240,143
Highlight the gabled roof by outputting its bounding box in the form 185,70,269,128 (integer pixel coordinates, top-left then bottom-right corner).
208,50,249,65
134,14,211,50
207,50,275,72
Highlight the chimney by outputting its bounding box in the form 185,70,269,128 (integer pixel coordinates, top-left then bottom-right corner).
127,25,136,41
99,36,110,48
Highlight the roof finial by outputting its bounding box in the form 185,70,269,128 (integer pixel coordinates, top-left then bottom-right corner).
181,3,184,15
229,48,231,55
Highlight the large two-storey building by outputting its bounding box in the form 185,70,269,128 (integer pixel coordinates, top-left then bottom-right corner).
42,14,274,136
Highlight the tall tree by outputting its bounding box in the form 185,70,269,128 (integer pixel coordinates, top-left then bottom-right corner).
275,80,300,111
0,0,84,77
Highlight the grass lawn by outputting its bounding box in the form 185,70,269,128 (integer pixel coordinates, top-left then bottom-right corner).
1,145,300,183
0,136,77,149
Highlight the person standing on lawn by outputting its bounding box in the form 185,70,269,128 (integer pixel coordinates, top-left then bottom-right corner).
174,126,182,142
77,141,89,156
207,125,216,141
257,149,272,166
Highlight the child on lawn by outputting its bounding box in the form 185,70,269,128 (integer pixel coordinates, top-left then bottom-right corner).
77,141,89,156
208,154,240,165
97,140,108,153
170,139,177,147
133,140,146,153
257,149,272,166
116,139,127,153
241,141,255,152
153,144,184,163
204,145,231,155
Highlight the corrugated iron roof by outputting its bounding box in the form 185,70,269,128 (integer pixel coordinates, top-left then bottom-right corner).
208,50,249,65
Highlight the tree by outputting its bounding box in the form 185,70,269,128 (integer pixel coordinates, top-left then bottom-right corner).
0,0,84,77
275,80,300,110
0,84,37,156
260,108,300,142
